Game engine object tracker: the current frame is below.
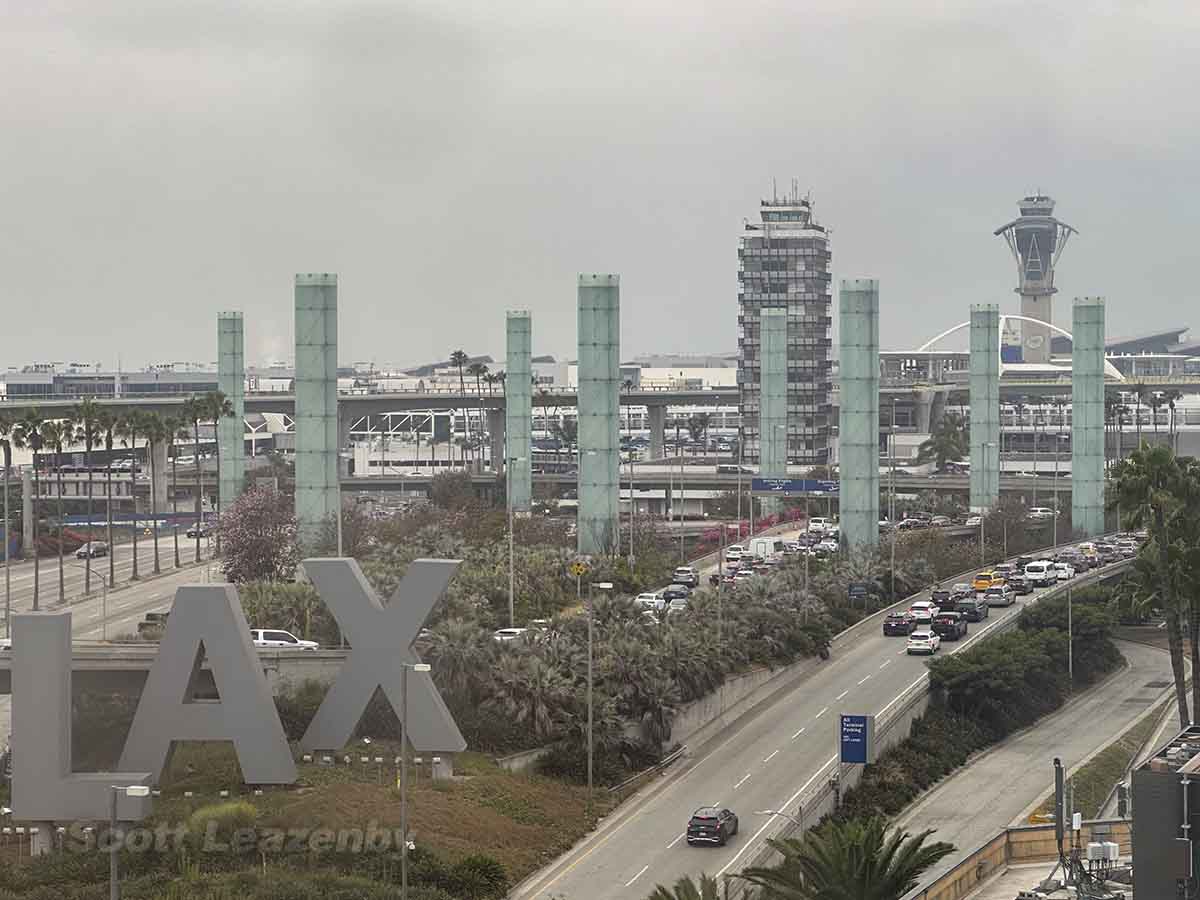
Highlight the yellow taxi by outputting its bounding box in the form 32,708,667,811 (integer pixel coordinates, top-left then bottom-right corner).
972,571,998,592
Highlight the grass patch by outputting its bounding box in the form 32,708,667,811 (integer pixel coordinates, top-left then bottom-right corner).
1029,699,1168,822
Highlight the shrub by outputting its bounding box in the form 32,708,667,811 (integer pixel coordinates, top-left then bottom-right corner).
188,801,258,849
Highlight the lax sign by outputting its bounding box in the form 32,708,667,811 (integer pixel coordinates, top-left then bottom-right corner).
8,558,464,824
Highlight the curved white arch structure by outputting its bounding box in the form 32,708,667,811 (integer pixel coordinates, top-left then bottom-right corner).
916,315,1124,382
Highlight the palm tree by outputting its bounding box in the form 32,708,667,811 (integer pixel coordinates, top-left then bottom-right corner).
200,391,234,555
738,817,955,900
1134,384,1151,448
116,410,145,580
72,398,103,595
163,414,187,567
97,408,119,588
449,350,470,462
0,414,14,634
142,412,167,574
644,874,722,900
467,361,489,463
1148,392,1165,436
915,413,968,472
1111,444,1192,726
39,418,74,604
181,397,205,563
13,409,44,608
424,617,495,706
1165,389,1184,453
486,652,569,741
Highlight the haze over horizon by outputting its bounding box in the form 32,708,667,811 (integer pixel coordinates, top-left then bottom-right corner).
3,1,1196,368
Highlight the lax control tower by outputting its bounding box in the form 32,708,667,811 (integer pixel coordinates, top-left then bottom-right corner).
994,194,1077,364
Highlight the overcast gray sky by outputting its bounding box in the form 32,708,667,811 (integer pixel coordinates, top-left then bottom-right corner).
2,0,1197,369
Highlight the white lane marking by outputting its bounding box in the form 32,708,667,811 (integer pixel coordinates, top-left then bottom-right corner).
791,727,806,739
857,676,870,685
717,753,839,877
836,690,848,700
880,660,892,669
734,773,752,789
815,707,828,719
624,865,649,887
667,832,685,849
876,674,927,718
763,750,779,764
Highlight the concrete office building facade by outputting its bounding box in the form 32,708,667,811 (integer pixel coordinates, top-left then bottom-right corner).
738,192,833,466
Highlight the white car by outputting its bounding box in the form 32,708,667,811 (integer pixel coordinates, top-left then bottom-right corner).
907,630,941,655
492,627,528,643
733,569,755,583
1027,507,1056,522
672,566,699,587
635,592,665,612
725,545,745,563
667,597,689,614
1052,562,1076,581
816,539,839,554
964,515,982,527
250,629,319,650
807,518,832,535
0,639,10,651
909,600,939,622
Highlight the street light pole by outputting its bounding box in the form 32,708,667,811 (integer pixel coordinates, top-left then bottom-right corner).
400,662,431,900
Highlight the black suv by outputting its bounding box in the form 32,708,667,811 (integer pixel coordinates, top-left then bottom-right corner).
954,596,988,622
687,807,739,846
662,586,691,602
931,611,968,641
883,612,916,636
930,589,953,609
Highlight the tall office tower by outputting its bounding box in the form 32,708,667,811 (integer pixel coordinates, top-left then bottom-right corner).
738,188,833,466
994,194,1077,365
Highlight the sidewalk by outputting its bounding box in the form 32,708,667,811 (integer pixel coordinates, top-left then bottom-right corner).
896,639,1170,888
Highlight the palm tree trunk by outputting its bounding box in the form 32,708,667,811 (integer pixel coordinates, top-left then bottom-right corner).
214,428,222,558
84,439,93,595
1167,607,1190,728
171,447,180,567
106,455,115,588
149,438,161,574
56,451,65,604
31,459,39,610
130,436,139,580
193,420,202,563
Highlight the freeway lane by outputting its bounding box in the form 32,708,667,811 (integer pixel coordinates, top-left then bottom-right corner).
0,537,212,622
0,557,219,741
514,560,1126,900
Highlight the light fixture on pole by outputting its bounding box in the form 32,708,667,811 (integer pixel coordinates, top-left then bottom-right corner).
109,784,150,900
400,662,432,900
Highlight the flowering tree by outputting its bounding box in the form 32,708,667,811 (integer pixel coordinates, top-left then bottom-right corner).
217,485,300,583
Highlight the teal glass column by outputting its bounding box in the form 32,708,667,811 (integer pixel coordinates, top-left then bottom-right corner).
506,311,532,513
577,275,620,556
294,274,339,546
838,280,880,550
969,304,1000,512
1072,298,1105,536
217,312,245,512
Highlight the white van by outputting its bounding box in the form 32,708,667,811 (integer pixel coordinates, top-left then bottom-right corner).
1023,560,1056,588
807,518,832,535
747,537,784,561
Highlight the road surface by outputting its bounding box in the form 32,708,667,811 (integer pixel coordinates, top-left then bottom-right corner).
513,560,1122,899
0,554,219,742
894,639,1170,893
0,535,212,622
